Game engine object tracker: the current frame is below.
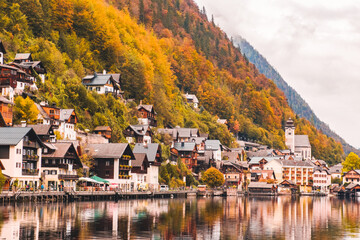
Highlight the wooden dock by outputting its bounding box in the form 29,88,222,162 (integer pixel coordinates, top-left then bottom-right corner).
0,190,198,203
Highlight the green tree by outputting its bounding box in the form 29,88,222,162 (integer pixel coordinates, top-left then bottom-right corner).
0,170,6,192
201,167,224,188
13,96,39,124
342,152,360,172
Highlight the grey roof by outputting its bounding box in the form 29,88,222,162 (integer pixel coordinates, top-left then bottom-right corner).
128,125,150,136
190,137,207,145
0,127,41,146
60,109,74,121
183,93,199,103
86,143,130,159
173,142,196,152
43,142,72,158
27,124,52,135
133,143,159,163
82,73,114,86
295,135,311,147
345,183,360,190
157,128,176,139
14,53,32,61
205,140,222,151
281,160,313,167
314,166,330,175
222,152,240,161
248,182,274,189
111,74,121,84
247,149,275,158
177,128,199,138
329,163,343,174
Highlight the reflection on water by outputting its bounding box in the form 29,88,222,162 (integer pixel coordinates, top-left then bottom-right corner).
0,196,360,239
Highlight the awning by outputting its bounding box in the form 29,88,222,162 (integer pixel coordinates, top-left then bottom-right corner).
78,177,100,184
90,175,110,184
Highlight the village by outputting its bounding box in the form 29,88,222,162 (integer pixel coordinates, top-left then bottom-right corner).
0,40,359,200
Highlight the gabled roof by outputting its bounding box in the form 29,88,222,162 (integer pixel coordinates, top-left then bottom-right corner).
87,143,132,159
313,166,330,175
0,127,42,146
177,128,199,138
0,40,6,54
60,109,75,121
111,74,121,84
345,183,360,190
205,140,222,151
133,143,160,163
27,124,53,135
127,124,151,136
82,73,115,86
190,137,207,145
183,93,199,103
94,126,111,131
43,142,82,167
173,142,196,152
35,103,50,120
132,153,148,167
222,152,240,161
14,53,32,61
295,135,311,147
137,104,155,113
329,163,343,174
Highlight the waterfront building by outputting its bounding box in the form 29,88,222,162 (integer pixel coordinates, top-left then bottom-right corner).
313,167,331,192
131,153,149,189
133,143,161,190
264,159,314,186
284,118,312,160
342,169,360,184
0,127,43,189
42,142,82,190
85,143,135,191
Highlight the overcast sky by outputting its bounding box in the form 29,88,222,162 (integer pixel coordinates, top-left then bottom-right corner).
194,0,360,149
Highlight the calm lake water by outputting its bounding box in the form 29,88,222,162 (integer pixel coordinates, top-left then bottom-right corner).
0,196,360,239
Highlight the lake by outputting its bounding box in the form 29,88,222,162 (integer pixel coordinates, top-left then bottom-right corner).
0,196,360,239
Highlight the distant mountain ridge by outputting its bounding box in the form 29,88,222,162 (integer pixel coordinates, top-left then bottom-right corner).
234,36,358,156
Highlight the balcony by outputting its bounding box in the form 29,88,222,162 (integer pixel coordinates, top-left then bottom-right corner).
23,155,39,161
23,141,38,148
22,169,39,176
119,165,132,170
119,175,131,179
59,174,79,180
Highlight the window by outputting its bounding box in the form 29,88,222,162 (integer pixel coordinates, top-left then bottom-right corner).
106,161,110,166
105,171,110,177
96,87,101,91
0,146,10,159
16,149,21,154
45,159,49,164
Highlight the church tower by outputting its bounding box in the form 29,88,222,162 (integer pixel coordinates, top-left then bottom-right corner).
285,118,295,153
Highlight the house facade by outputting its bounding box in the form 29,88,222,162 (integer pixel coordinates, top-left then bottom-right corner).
124,124,152,144
0,127,43,189
137,103,157,127
82,72,122,97
86,143,134,191
343,170,360,184
171,142,198,171
313,167,331,191
42,142,82,191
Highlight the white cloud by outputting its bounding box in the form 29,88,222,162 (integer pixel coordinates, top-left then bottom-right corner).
194,0,360,148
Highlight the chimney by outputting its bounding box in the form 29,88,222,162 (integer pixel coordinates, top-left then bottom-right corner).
21,120,27,127
103,69,106,75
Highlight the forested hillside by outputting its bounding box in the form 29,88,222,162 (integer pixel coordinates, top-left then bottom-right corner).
0,0,344,164
235,36,359,156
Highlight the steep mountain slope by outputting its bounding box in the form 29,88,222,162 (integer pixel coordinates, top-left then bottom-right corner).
235,36,358,155
0,0,344,164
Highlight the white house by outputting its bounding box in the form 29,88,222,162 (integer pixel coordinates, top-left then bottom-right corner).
313,167,331,192
183,93,199,108
0,127,43,189
59,109,77,140
205,140,222,161
82,72,122,97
